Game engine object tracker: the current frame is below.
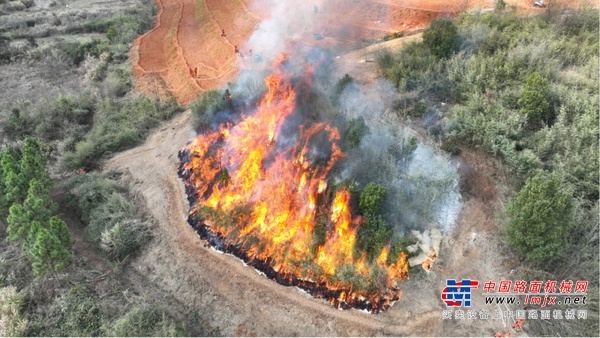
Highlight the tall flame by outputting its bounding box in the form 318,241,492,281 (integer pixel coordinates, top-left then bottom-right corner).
179,55,408,312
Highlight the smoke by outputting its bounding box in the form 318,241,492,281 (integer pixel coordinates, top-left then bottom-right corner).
334,76,461,234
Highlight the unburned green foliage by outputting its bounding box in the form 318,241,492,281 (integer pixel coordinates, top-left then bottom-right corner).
507,173,572,263
190,90,231,132
423,19,459,59
106,306,188,337
65,172,151,261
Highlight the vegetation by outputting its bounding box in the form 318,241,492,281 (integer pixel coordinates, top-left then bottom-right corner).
106,306,187,337
39,286,103,336
0,286,28,337
507,173,572,263
0,2,205,336
63,97,182,170
331,74,356,106
4,138,73,278
65,172,151,261
356,183,393,261
422,19,459,59
518,72,550,127
342,116,369,149
378,10,599,336
190,89,232,132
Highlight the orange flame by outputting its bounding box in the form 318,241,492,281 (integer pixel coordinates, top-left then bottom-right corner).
180,55,408,310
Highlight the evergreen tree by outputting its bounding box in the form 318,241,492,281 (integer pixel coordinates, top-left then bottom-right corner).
507,173,573,263
19,137,48,186
0,147,25,209
49,216,74,250
28,226,72,277
7,178,56,249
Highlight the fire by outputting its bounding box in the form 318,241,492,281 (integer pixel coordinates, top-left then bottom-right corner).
178,55,408,312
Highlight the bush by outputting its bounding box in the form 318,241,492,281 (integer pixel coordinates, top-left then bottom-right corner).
357,183,392,261
30,285,102,337
0,286,28,337
423,19,459,59
342,116,369,149
331,74,355,106
65,173,153,261
100,219,151,260
64,97,182,170
518,72,550,127
506,173,573,263
64,39,107,66
190,90,226,132
106,306,187,337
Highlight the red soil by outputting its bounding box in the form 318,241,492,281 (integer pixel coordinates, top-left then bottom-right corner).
132,0,591,105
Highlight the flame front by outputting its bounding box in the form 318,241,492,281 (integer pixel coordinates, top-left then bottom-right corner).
179,56,408,312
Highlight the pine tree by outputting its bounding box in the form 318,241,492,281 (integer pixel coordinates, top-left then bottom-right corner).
7,178,56,249
19,137,49,187
49,216,74,250
28,226,72,277
0,147,25,209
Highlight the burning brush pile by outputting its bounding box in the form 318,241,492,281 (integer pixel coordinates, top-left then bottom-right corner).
178,53,415,313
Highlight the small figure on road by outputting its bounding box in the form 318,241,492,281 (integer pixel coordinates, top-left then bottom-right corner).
221,28,226,37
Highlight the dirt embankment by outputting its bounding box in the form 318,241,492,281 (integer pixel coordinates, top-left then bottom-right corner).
131,0,261,105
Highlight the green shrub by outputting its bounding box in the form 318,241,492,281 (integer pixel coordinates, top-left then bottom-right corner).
387,237,414,265
382,31,404,41
342,116,369,149
64,173,116,217
518,72,550,127
331,74,355,106
423,19,459,59
357,183,392,261
32,285,102,337
106,306,187,337
87,192,136,243
64,39,107,66
65,173,152,261
358,183,387,216
507,173,573,263
190,90,224,132
104,66,133,97
64,97,182,170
